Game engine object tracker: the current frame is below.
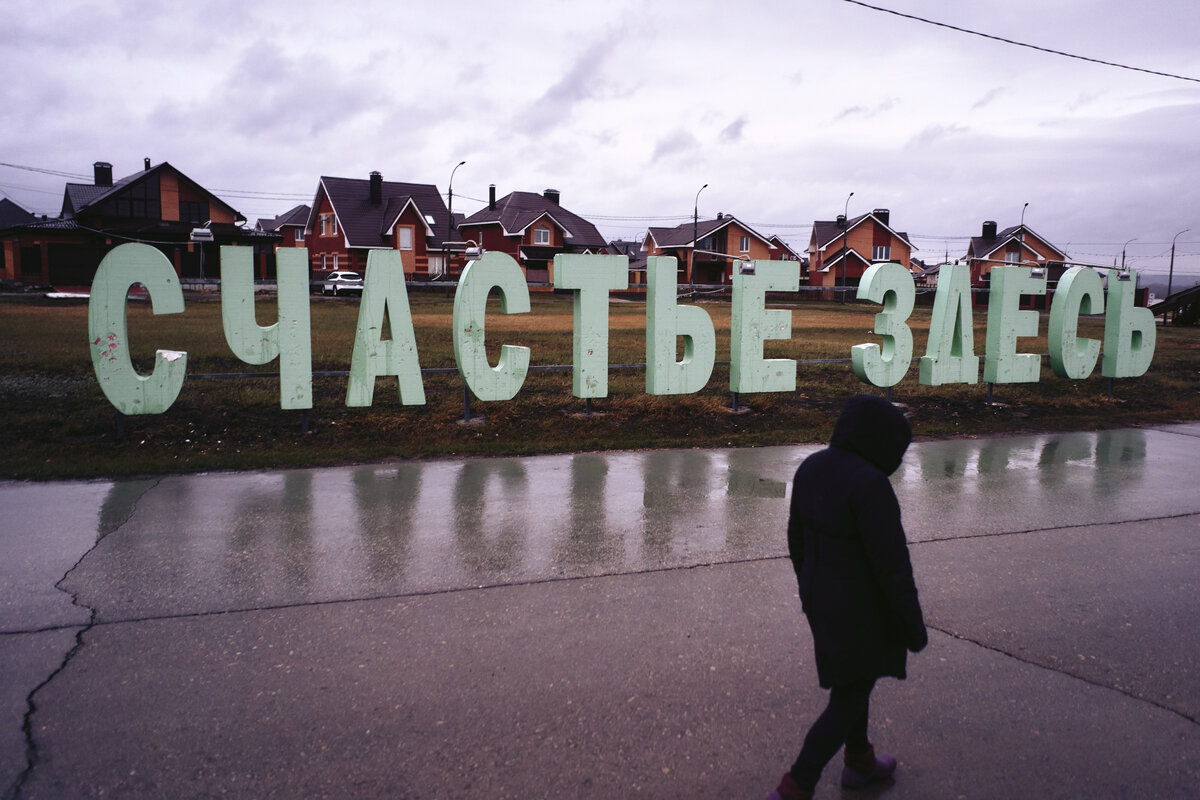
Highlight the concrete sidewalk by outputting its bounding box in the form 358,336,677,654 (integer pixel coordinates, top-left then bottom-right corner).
2,425,1199,799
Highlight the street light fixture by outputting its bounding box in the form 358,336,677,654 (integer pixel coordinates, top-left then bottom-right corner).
1168,228,1189,300
691,183,707,290
445,160,465,278
840,191,854,304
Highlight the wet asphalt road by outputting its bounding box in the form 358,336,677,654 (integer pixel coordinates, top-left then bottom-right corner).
2,424,1199,798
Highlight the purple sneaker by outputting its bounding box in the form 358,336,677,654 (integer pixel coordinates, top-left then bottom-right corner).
841,745,897,788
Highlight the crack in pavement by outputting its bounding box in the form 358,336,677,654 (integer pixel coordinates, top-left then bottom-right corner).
4,478,160,800
928,624,1200,728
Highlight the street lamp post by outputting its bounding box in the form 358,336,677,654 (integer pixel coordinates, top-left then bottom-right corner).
1121,237,1137,271
446,160,465,278
839,191,854,304
691,183,707,290
1166,228,1190,325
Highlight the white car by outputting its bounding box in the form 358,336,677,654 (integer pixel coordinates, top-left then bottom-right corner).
321,271,363,296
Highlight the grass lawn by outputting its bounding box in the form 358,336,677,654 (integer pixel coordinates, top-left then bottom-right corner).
1,289,1196,480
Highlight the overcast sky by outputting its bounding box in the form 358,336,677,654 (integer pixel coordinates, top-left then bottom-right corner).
3,0,1199,280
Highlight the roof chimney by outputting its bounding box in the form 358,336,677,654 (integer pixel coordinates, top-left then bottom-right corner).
717,212,724,220
982,220,997,239
93,161,113,187
543,188,560,206
873,208,890,227
369,171,382,205
144,157,151,171
489,184,496,211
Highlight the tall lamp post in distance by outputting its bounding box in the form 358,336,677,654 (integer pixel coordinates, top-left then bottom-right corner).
445,160,465,278
839,191,854,304
1166,227,1189,325
691,183,707,291
1121,237,1137,271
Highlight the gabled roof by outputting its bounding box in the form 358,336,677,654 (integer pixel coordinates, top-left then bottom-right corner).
967,224,1067,262
256,204,310,232
812,211,916,251
646,215,775,251
768,235,802,259
309,176,449,250
459,191,607,249
817,247,873,272
0,197,35,231
61,161,245,223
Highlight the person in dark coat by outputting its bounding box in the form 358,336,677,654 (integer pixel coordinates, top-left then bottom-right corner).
766,394,927,800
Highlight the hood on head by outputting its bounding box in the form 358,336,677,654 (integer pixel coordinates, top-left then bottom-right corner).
830,394,912,475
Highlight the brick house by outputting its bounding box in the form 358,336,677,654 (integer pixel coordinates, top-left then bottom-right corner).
644,213,776,286
304,172,455,279
255,204,311,249
0,160,275,286
806,208,915,300
965,221,1069,307
768,234,803,262
457,187,609,284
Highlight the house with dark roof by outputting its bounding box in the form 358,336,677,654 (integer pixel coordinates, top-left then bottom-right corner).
806,208,916,300
304,172,454,279
256,204,311,249
767,235,803,262
0,160,276,286
965,220,1069,306
457,187,609,284
644,213,776,286
0,199,36,281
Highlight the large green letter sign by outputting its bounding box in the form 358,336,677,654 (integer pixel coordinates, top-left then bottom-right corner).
730,260,798,393
645,256,715,395
554,253,629,398
347,250,426,406
221,246,313,409
1048,266,1104,379
984,266,1047,384
852,262,915,387
1102,269,1156,378
453,251,531,401
88,242,187,415
919,263,979,385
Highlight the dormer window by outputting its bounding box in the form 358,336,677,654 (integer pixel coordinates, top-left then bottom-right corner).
534,226,550,245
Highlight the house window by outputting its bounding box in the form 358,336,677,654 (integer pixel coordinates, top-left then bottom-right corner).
107,179,161,220
332,254,338,270
180,200,209,226
739,235,750,253
1005,250,1021,264
428,255,446,277
320,253,327,270
534,226,550,245
398,226,414,250
873,245,891,261
320,214,338,236
294,228,305,242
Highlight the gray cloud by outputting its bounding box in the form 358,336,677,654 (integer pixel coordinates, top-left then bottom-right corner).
971,87,1007,110
834,98,900,121
652,129,701,161
515,28,629,137
906,123,970,149
720,116,748,144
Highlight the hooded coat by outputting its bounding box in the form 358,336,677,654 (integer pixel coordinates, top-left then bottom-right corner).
787,395,927,688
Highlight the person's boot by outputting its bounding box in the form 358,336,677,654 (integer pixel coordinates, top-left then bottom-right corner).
841,744,897,788
764,772,814,800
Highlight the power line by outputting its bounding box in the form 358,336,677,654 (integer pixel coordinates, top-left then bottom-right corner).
842,0,1200,83
0,161,90,180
